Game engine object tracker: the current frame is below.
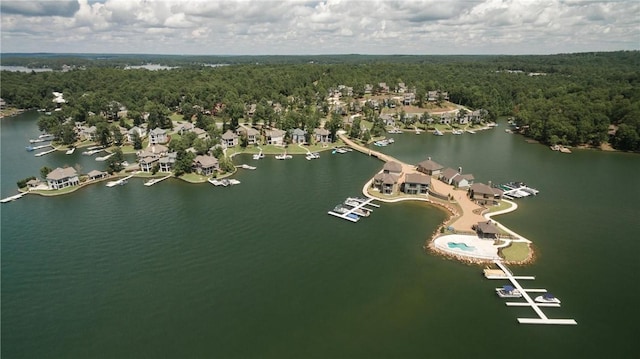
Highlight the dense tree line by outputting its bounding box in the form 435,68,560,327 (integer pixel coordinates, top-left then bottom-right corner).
1,51,638,151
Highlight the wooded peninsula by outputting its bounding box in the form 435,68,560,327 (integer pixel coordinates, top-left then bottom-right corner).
1,51,639,152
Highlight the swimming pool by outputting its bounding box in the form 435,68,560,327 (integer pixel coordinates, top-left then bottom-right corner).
447,242,476,252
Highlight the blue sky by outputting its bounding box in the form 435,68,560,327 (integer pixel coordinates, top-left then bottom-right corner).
1,0,638,55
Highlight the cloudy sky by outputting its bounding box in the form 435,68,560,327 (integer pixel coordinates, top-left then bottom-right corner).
1,0,638,55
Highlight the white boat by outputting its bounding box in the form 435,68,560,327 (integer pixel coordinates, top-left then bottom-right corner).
275,152,292,160
496,285,522,298
433,129,444,136
387,128,403,134
228,179,241,185
374,140,388,146
305,152,320,160
535,293,561,304
65,147,75,155
241,164,257,170
333,147,348,154
387,138,394,144
452,129,463,135
208,178,225,186
466,129,476,134
252,153,265,160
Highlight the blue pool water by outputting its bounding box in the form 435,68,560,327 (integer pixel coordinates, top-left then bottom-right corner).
447,242,476,252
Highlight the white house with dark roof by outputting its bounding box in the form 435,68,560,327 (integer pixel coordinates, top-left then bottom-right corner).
373,172,398,194
451,174,474,188
403,173,431,195
265,129,285,145
127,126,146,143
221,130,239,147
192,155,219,176
158,152,177,172
149,128,168,145
46,167,80,189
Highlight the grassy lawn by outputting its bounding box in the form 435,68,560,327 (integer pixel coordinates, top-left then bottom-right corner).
169,113,183,122
226,142,342,157
120,145,137,154
488,200,513,213
500,242,531,262
31,186,79,196
180,173,208,183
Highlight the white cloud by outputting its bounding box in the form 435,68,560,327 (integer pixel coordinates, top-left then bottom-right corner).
0,0,638,55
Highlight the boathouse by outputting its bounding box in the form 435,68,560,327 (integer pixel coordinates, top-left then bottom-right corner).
46,167,80,190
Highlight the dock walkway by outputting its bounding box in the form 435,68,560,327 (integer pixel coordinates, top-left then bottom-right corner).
106,174,134,187
490,260,577,325
144,175,171,186
327,197,378,223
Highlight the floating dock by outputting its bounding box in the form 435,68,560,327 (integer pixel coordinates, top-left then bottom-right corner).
1,192,27,203
327,196,378,223
488,260,577,325
106,174,134,187
34,148,57,157
26,144,52,151
144,175,171,186
95,153,115,161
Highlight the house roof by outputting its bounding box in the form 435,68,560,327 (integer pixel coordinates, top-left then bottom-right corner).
470,183,503,196
476,221,500,235
139,156,159,165
46,167,78,180
266,129,285,138
405,173,431,185
417,159,443,171
150,144,168,154
313,128,330,136
194,155,218,168
374,172,398,185
87,170,106,177
440,168,459,181
383,161,403,173
239,127,259,136
221,130,238,140
292,128,306,136
150,127,166,135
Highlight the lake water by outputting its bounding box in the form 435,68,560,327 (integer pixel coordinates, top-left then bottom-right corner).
2,111,639,358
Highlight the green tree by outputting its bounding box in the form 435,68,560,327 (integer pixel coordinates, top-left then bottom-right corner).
173,150,195,176
132,132,143,150
40,166,52,180
326,112,343,141
106,148,124,173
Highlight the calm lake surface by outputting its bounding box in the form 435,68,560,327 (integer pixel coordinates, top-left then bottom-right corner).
2,111,639,358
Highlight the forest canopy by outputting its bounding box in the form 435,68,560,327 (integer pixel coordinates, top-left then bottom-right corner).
1,51,639,151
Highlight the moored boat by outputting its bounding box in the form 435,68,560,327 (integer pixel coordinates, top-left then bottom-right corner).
433,129,444,136
535,293,561,304
496,285,522,298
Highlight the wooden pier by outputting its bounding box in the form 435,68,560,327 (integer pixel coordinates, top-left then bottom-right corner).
106,174,134,187
144,175,171,186
34,148,57,157
489,260,577,325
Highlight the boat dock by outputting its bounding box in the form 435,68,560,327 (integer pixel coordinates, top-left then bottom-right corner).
327,196,378,223
26,144,52,151
34,148,57,157
488,260,577,325
144,175,171,186
106,174,134,187
1,192,27,203
96,153,115,162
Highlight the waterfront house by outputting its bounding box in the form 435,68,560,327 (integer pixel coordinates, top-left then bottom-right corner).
158,152,177,172
417,159,444,176
138,156,159,172
439,168,460,185
192,155,219,176
193,127,210,140
373,172,398,194
313,128,331,144
383,161,403,176
46,167,80,190
380,114,395,127
468,183,503,205
221,130,239,147
87,170,108,180
81,126,97,141
178,122,195,135
265,129,286,146
403,93,415,105
291,128,307,144
237,127,260,145
475,221,500,239
403,173,431,195
149,128,168,145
